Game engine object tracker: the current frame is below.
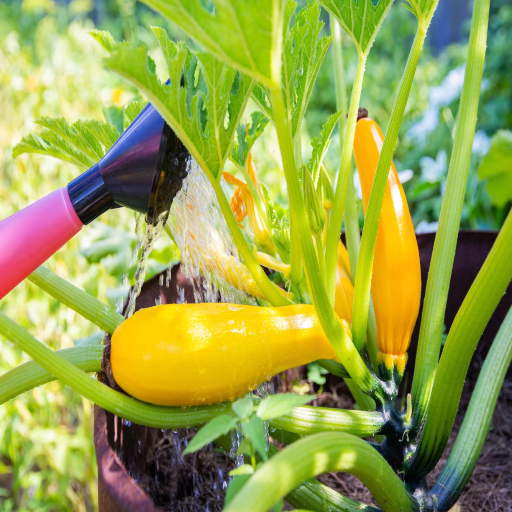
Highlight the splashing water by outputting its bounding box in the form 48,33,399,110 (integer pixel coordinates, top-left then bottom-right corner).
169,161,257,306
124,208,169,318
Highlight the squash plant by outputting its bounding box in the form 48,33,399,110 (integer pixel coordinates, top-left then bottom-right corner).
1,0,512,511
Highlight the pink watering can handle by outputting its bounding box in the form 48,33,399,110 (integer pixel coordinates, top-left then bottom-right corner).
0,188,83,300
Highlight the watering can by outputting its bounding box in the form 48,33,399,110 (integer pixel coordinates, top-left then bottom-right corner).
0,104,188,300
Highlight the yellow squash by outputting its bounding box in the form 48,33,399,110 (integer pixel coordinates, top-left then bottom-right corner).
335,241,353,324
111,303,345,406
353,114,421,376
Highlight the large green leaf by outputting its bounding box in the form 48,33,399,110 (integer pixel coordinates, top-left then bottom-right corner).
320,0,395,57
478,130,512,207
103,28,253,183
140,0,286,88
253,1,332,140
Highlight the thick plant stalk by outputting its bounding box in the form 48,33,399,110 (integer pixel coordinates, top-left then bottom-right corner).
411,0,491,430
0,345,103,405
286,478,380,512
351,23,429,352
269,405,383,436
324,56,366,306
223,432,418,512
0,315,377,438
330,15,379,369
432,306,512,511
28,266,123,334
408,210,512,480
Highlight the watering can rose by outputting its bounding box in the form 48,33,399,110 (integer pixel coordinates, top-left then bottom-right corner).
110,303,351,406
353,112,421,380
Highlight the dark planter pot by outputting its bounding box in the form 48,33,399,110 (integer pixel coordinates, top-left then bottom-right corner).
94,231,512,511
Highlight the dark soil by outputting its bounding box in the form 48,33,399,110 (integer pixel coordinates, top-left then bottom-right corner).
138,429,234,512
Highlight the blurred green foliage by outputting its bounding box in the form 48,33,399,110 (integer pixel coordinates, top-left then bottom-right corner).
0,0,511,509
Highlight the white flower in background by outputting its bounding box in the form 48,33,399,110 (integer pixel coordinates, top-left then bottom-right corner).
419,150,448,183
472,129,491,157
416,220,439,233
408,65,466,141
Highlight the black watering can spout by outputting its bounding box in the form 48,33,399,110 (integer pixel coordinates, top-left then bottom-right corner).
0,104,190,300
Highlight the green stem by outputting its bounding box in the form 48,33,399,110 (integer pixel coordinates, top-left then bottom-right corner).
212,180,291,307
330,16,360,275
269,405,383,436
286,478,380,512
290,133,304,285
410,0,491,430
330,15,378,368
218,434,379,512
408,209,512,480
224,432,417,512
0,313,233,429
316,359,349,378
325,55,366,307
432,305,512,511
0,345,103,405
27,266,124,334
344,379,376,412
351,24,428,352
270,87,380,398
315,234,326,286
164,221,178,245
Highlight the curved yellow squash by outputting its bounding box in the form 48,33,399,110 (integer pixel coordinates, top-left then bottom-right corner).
353,115,421,360
111,304,337,406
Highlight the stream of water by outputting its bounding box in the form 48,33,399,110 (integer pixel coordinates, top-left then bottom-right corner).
116,161,275,508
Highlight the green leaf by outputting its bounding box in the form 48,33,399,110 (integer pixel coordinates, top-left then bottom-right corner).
320,0,395,57
183,414,238,455
123,98,148,129
308,111,343,185
229,464,254,476
236,438,254,457
232,398,254,419
79,118,120,150
257,393,315,420
12,112,122,169
241,415,268,461
104,29,253,183
477,130,512,207
89,29,119,52
231,112,270,167
140,0,286,88
225,474,251,506
12,132,91,169
103,105,125,136
307,362,329,385
253,1,332,140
